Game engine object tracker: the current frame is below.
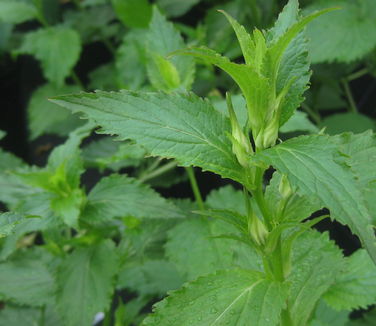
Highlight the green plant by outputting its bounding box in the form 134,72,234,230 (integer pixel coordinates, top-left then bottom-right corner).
47,0,376,325
1,1,376,326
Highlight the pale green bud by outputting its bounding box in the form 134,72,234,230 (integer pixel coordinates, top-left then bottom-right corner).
226,93,253,167
278,174,293,199
249,213,268,246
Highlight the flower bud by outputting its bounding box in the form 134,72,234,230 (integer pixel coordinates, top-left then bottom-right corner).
278,174,293,199
226,93,253,167
249,214,268,246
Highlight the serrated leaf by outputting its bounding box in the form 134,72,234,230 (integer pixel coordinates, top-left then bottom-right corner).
17,26,81,87
265,171,322,222
287,230,344,326
323,249,376,311
253,135,376,264
83,174,183,224
0,249,56,307
112,0,152,28
304,0,376,63
56,240,119,326
332,131,376,224
0,0,37,24
27,83,83,140
142,269,287,326
280,110,319,134
117,259,183,296
51,90,244,183
165,217,235,280
0,212,28,238
83,137,145,171
147,7,195,90
0,305,41,326
310,300,349,326
206,185,246,215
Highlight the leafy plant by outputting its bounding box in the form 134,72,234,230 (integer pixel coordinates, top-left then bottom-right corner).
1,0,376,326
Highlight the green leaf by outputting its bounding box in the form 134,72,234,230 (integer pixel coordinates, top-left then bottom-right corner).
287,230,344,326
0,212,28,238
280,110,319,134
147,7,195,90
165,217,235,281
82,174,183,224
253,135,376,263
157,0,200,17
333,131,376,225
310,300,349,326
27,83,83,140
0,249,56,307
0,305,41,326
112,0,152,28
323,249,376,311
320,113,375,135
206,185,246,215
265,171,322,222
116,30,148,90
117,259,182,296
83,137,145,171
56,240,119,326
51,90,244,183
17,26,81,87
346,309,376,326
142,269,287,326
0,0,37,24
304,0,376,63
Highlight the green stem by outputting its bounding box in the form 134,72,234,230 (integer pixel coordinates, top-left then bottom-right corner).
103,38,116,55
186,167,205,211
341,78,358,113
71,71,85,90
139,160,177,183
347,67,368,82
301,103,321,124
251,167,272,229
40,305,46,326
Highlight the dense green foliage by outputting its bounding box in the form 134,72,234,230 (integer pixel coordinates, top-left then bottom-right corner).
0,0,376,325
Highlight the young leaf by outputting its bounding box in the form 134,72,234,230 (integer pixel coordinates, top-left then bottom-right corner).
0,305,41,326
17,26,81,87
142,269,287,326
253,135,376,264
287,230,344,326
56,240,119,326
51,91,244,183
323,249,376,311
147,7,195,90
82,174,183,224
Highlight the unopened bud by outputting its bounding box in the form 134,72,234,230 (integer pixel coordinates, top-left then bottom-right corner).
278,174,292,199
249,213,268,246
226,93,253,167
